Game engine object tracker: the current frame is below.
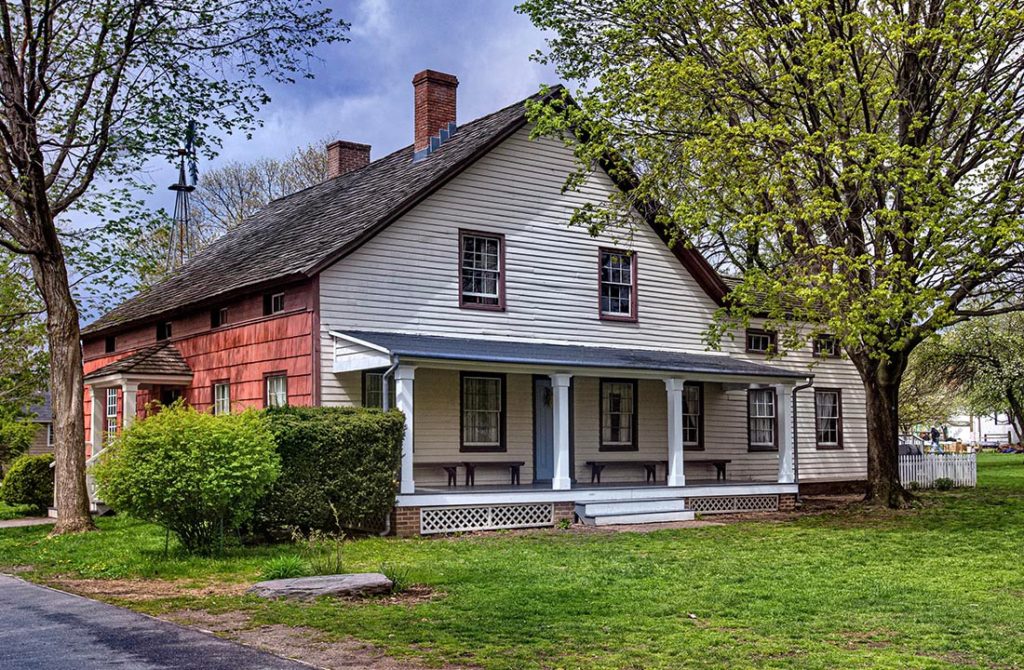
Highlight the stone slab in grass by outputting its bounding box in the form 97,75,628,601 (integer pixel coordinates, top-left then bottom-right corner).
249,574,393,599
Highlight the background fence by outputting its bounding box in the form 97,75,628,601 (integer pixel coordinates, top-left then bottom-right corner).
899,453,977,488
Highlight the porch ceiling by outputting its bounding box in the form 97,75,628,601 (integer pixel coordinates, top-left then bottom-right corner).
335,330,808,381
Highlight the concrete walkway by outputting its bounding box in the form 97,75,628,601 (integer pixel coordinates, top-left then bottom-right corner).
0,575,308,669
0,516,54,529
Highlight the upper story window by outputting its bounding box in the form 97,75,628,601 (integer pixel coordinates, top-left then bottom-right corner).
265,373,288,408
748,388,777,451
46,422,53,447
813,334,840,358
599,249,637,321
263,292,286,315
745,328,777,354
815,389,842,449
600,379,637,451
683,382,703,450
156,321,172,341
459,230,505,310
104,336,116,354
363,370,396,409
461,372,506,452
105,388,118,437
213,381,231,415
211,307,229,328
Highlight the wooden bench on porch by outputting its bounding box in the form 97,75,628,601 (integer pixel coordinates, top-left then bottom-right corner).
686,458,732,481
585,460,667,484
423,461,526,487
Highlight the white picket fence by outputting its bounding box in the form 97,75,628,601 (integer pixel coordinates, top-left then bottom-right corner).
899,453,977,488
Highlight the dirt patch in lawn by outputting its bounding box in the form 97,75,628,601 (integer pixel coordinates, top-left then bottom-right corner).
167,609,470,670
50,577,248,601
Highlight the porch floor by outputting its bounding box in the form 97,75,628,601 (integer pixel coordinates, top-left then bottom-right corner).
413,478,777,495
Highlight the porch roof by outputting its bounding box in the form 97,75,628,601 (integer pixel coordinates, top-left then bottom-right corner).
339,330,808,380
84,343,193,382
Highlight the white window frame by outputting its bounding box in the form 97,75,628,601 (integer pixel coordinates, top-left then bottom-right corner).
46,423,53,447
748,388,777,450
461,374,505,451
271,292,285,314
363,370,396,409
459,232,503,308
600,379,637,450
746,329,776,354
599,250,636,319
815,389,842,448
105,388,118,437
682,383,701,447
213,382,231,415
265,374,287,408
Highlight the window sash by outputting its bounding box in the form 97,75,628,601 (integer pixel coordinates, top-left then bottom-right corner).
213,383,230,415
363,371,396,409
748,390,776,447
600,251,634,317
683,385,701,446
747,330,775,353
601,381,636,447
462,376,503,447
266,375,287,408
46,423,53,446
460,235,502,305
816,391,841,446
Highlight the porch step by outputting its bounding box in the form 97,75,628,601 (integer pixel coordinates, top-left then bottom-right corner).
575,498,694,526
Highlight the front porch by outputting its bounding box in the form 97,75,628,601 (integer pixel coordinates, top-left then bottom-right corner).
330,331,811,534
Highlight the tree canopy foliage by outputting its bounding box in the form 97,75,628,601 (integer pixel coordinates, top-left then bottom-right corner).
520,0,1024,505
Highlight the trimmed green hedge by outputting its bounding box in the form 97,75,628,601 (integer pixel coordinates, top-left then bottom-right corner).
254,406,404,536
1,453,53,512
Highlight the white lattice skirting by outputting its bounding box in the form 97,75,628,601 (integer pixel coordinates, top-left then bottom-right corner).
688,495,779,514
420,503,555,534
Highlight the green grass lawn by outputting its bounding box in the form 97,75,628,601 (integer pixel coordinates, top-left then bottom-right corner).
0,501,36,520
3,454,1024,669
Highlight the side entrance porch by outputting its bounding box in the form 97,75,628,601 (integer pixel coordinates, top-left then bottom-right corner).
331,331,810,535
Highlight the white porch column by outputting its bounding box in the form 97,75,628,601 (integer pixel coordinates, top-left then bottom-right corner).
395,365,416,495
89,385,104,454
121,382,139,429
775,383,796,484
550,373,573,491
665,379,686,487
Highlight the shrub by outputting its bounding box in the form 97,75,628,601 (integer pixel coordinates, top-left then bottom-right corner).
254,406,404,536
0,453,53,512
260,555,311,581
92,403,280,555
0,502,36,520
0,413,39,475
934,477,954,491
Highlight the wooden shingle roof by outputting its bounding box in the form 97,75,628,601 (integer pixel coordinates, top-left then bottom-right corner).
83,88,562,336
83,343,192,380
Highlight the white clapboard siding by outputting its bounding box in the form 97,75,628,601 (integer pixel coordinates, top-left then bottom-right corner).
319,125,867,484
899,454,977,488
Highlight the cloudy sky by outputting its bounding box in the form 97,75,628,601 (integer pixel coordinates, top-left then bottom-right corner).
142,0,557,191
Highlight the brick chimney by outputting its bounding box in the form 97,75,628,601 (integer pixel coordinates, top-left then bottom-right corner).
326,140,371,178
413,70,458,156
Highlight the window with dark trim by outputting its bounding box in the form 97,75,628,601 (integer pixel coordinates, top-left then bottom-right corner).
362,369,396,409
813,334,840,358
682,382,704,450
747,388,778,451
600,378,638,451
814,388,843,449
156,321,172,341
104,336,116,354
211,307,228,328
459,230,505,310
264,292,285,315
265,373,288,408
599,249,637,321
212,381,230,415
46,423,53,447
745,328,776,354
460,372,506,452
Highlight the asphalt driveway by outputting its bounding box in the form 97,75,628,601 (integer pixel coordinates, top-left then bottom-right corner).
0,574,307,669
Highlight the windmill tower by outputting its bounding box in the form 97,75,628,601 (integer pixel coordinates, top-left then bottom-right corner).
166,122,198,270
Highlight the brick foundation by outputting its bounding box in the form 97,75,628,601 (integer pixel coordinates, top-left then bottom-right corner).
553,502,575,525
393,506,421,537
778,493,798,512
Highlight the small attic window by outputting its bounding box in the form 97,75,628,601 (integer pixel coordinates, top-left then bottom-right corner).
156,321,172,341
104,336,115,354
264,292,285,316
211,306,228,328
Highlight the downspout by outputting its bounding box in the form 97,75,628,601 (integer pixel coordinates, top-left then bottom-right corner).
792,377,815,503
380,355,400,536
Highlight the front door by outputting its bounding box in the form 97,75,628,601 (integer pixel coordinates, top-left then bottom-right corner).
533,377,555,483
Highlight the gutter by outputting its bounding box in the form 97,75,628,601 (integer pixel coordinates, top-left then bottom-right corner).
380,356,400,412
792,377,815,502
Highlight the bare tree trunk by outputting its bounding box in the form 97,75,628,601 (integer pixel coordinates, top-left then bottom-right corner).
33,251,94,534
1005,389,1024,446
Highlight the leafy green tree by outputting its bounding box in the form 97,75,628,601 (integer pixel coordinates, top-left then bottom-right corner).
520,0,1024,505
898,341,960,435
0,408,39,474
915,315,1024,443
0,0,348,532
0,251,46,411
